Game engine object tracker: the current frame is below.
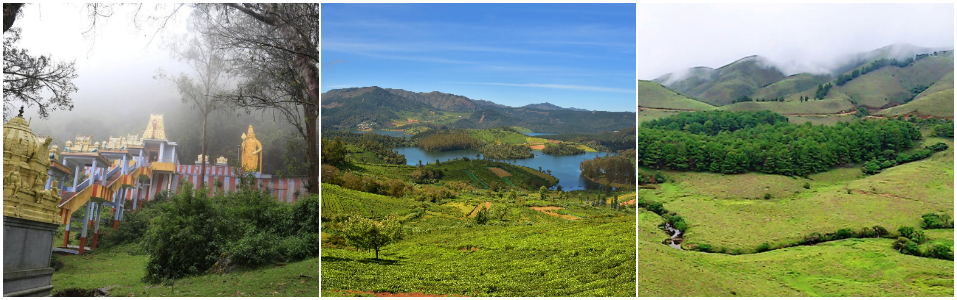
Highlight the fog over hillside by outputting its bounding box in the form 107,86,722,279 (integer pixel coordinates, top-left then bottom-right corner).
637,3,953,80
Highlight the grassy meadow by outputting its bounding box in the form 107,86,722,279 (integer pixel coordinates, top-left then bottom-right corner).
625,127,954,296
51,249,321,297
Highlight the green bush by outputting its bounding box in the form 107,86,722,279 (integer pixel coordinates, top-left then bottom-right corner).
898,226,926,244
921,213,954,229
97,201,162,251
834,228,854,239
291,195,322,234
143,186,230,283
141,184,323,283
756,242,771,253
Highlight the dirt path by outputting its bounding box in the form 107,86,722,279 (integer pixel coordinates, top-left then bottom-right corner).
468,202,492,218
529,207,579,220
782,110,858,117
847,189,917,201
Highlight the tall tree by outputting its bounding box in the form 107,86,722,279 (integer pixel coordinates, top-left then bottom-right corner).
156,10,231,188
3,3,78,121
197,4,321,194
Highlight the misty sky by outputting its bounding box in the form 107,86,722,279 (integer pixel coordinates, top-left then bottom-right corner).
10,4,193,138
636,3,954,79
6,3,955,129
321,3,638,112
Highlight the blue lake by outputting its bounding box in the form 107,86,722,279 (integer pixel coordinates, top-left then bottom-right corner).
392,147,607,191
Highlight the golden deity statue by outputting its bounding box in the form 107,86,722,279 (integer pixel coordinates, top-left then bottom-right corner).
240,125,263,172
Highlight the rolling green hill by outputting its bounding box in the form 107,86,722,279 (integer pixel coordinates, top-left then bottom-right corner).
322,87,636,133
384,88,483,111
874,72,954,118
826,52,953,109
751,73,831,100
657,56,787,106
723,98,856,115
654,66,716,96
321,86,434,130
636,80,715,110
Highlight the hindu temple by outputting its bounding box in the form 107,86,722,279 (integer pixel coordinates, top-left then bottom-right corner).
5,113,310,263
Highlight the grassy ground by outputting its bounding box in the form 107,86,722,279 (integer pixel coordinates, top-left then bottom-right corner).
636,80,715,111
52,249,321,297
635,110,680,125
642,134,954,254
631,210,953,296
723,98,855,115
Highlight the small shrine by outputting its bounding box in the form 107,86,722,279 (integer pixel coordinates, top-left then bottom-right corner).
3,108,61,296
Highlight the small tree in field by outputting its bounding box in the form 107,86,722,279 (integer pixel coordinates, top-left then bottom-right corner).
539,186,547,201
341,215,403,260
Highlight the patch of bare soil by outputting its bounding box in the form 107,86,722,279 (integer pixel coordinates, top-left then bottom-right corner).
468,202,492,218
487,167,511,177
529,207,579,220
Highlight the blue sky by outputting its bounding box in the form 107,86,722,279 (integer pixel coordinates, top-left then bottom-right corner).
321,3,637,112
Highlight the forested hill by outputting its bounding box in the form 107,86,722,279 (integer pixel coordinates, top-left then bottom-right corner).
383,88,482,111
321,86,636,133
451,108,635,133
522,102,590,111
321,86,433,130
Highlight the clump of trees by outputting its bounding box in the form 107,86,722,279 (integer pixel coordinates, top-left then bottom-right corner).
419,132,481,151
323,131,407,164
410,168,443,184
921,213,954,229
635,111,927,177
835,57,919,86
814,82,833,99
894,226,952,260
862,142,948,174
933,122,954,138
579,150,636,185
541,143,585,156
731,96,785,103
642,110,788,136
480,144,533,160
